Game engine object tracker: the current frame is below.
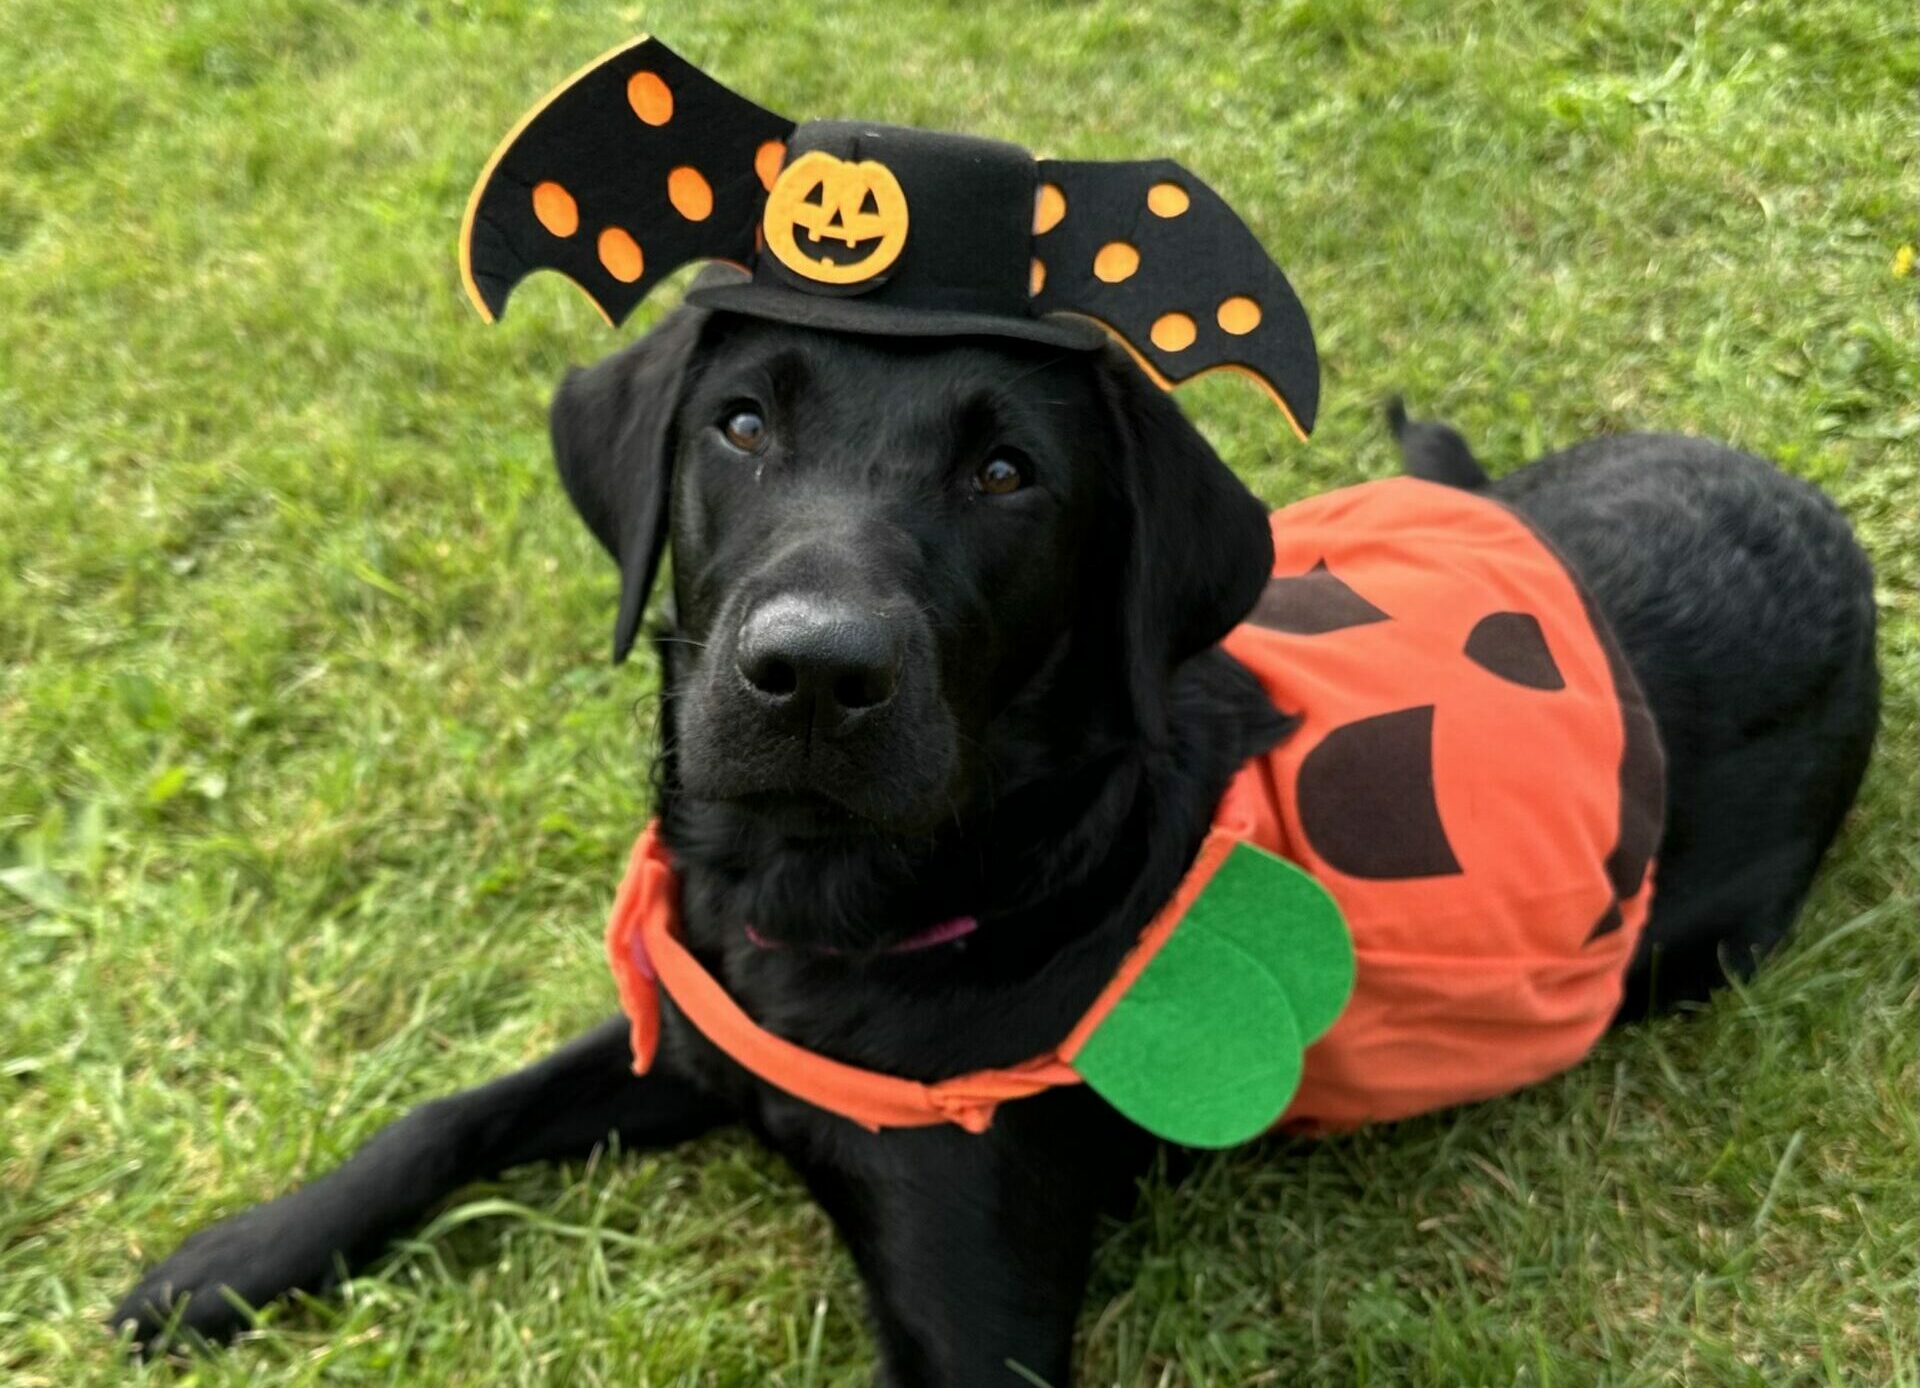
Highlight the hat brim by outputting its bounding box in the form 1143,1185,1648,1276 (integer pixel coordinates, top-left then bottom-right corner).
686,281,1109,351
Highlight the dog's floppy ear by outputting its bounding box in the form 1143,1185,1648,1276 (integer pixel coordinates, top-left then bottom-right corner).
1098,349,1275,734
549,303,709,662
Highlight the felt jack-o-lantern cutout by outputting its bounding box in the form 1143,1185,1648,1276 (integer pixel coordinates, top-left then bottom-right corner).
763,151,909,286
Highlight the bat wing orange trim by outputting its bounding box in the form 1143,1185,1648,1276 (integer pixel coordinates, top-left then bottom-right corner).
457,35,657,327
1054,312,1310,443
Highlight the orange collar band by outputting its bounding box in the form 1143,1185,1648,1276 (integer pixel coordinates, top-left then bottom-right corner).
604,822,1241,1134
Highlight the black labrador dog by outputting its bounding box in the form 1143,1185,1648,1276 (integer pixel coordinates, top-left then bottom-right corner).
114,305,1879,1383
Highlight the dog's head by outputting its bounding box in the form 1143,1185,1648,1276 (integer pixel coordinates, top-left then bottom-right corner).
550,301,1273,857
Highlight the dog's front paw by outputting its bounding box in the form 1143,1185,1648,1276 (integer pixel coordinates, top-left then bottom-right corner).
108,1191,347,1353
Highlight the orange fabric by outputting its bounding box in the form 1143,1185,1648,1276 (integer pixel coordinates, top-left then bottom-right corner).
596,227,643,283
605,478,1659,1136
666,165,714,222
531,181,581,238
605,824,1244,1133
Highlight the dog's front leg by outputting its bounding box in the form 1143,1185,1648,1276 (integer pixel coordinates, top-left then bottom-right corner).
786,1088,1152,1388
110,1016,730,1350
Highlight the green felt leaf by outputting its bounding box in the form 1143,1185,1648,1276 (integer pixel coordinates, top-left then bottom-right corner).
1072,841,1355,1148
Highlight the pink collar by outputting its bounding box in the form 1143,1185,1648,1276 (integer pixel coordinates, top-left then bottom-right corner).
744,914,980,956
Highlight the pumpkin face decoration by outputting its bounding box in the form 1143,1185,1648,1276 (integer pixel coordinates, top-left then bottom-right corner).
1210,479,1666,1130
762,151,910,286
1223,480,1665,957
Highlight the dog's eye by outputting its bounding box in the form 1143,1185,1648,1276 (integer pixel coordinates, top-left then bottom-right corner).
720,408,768,454
974,452,1029,496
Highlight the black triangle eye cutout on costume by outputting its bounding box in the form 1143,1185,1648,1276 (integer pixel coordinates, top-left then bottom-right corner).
1029,159,1320,438
461,37,794,326
1247,561,1391,635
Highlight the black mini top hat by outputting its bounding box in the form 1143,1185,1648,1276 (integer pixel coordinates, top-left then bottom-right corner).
461,36,1319,436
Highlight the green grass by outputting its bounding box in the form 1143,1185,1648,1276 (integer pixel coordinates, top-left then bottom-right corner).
1,1,1913,1383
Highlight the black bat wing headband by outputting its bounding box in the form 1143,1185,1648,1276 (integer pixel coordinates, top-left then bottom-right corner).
1027,158,1318,436
460,36,1319,436
459,38,793,326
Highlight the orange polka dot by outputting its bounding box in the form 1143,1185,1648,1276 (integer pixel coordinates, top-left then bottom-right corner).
1147,182,1190,217
1217,296,1262,334
1029,258,1046,295
1034,182,1066,235
531,181,578,237
598,227,644,283
755,140,786,192
668,166,713,221
1150,312,1196,351
627,71,673,126
1093,242,1139,283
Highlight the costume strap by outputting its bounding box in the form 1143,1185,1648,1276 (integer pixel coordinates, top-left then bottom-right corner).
604,822,1244,1132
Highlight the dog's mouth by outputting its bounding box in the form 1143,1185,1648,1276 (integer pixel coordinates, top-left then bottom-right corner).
680,760,964,843
729,789,872,838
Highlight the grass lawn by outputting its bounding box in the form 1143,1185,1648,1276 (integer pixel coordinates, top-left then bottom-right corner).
2,1,1913,1383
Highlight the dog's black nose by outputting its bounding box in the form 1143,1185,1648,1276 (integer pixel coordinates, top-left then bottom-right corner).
736,595,902,729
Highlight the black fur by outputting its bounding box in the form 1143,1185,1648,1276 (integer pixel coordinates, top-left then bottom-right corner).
1386,394,1488,490
111,341,1877,1384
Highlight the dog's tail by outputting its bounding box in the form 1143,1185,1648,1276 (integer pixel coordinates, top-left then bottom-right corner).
1385,397,1489,490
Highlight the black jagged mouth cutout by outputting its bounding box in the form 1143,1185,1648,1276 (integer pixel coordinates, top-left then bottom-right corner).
795,227,893,261
1296,705,1464,881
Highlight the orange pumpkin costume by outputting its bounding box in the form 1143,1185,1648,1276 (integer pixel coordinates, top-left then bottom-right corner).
607,478,1665,1136
1220,477,1664,1127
